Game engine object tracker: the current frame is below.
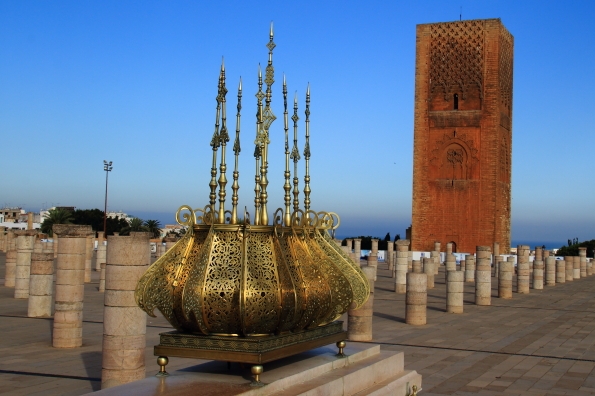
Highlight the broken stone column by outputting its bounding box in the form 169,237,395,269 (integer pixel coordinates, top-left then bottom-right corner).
407,251,413,272
14,230,37,299
460,257,466,272
464,254,475,282
579,248,587,278
475,246,491,306
0,226,5,252
433,241,441,274
4,231,17,287
395,239,409,294
96,242,107,272
573,256,580,280
101,232,151,389
85,235,93,283
387,242,394,272
348,266,375,342
412,259,422,274
556,258,566,283
406,264,427,325
565,256,574,282
446,270,464,313
28,252,54,317
33,238,43,253
533,246,544,290
53,234,59,258
545,256,556,286
367,239,378,271
445,253,456,272
517,245,530,294
366,255,377,281
498,260,513,299
493,242,500,276
353,238,361,266
43,241,54,254
446,242,452,255
99,263,106,292
423,257,434,288
588,255,593,277
53,224,92,348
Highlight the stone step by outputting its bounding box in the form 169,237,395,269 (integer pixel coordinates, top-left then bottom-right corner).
353,368,421,396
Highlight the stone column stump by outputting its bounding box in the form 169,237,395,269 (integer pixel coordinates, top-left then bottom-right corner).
556,259,566,283
475,246,491,305
395,239,409,294
406,266,427,326
28,252,54,317
96,243,107,272
464,254,475,282
517,245,530,294
14,230,37,299
446,270,464,313
387,242,394,272
579,248,587,278
85,235,94,282
573,256,580,280
423,257,434,288
565,257,574,282
498,260,513,299
545,256,556,286
53,224,92,348
348,266,375,342
533,247,544,290
5,231,17,287
353,238,362,267
101,232,151,389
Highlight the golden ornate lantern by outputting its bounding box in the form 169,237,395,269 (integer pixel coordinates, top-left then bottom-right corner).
134,24,369,382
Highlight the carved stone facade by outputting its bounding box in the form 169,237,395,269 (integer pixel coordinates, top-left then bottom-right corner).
412,19,513,253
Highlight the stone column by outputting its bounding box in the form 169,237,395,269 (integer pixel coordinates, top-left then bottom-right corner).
406,263,427,325
27,212,34,230
85,235,93,283
53,224,92,348
556,259,566,283
101,232,151,389
348,266,374,342
460,257,466,272
565,256,574,282
387,242,394,272
533,246,544,290
434,241,441,253
43,241,54,254
14,230,37,299
96,243,107,272
545,256,556,286
366,255,377,281
573,256,580,280
498,260,513,299
99,263,107,292
407,251,413,272
588,256,593,277
517,245,530,294
464,254,475,282
579,248,587,278
475,246,491,306
367,238,378,270
446,270,464,313
423,257,434,288
4,231,17,287
53,234,59,258
395,240,409,294
33,238,43,253
431,250,440,275
28,252,54,317
445,253,456,271
493,242,500,276
0,226,5,252
353,238,362,266
164,236,177,251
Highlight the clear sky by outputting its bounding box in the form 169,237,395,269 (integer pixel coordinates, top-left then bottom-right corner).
1,1,594,246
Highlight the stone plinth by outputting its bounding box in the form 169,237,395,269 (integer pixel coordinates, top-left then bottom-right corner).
556,259,566,283
28,252,54,317
446,270,464,313
475,246,491,306
102,232,151,389
14,230,37,299
348,266,374,342
96,243,107,272
406,272,427,325
53,224,93,348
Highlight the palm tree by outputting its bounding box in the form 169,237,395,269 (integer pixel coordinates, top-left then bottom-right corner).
144,219,163,239
41,208,74,237
120,217,146,235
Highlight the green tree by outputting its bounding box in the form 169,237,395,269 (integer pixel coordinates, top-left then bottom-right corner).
394,234,401,241
41,208,74,237
120,217,146,235
556,239,595,258
143,219,163,239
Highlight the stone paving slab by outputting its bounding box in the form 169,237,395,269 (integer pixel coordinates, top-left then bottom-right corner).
2,253,595,395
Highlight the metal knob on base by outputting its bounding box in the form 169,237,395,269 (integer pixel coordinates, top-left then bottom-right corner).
336,340,346,358
250,365,264,386
156,356,169,377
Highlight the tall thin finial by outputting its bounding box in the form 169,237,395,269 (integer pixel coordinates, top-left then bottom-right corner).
303,84,311,214
283,74,291,226
290,91,300,215
217,60,230,223
209,67,223,214
231,77,242,224
254,64,264,225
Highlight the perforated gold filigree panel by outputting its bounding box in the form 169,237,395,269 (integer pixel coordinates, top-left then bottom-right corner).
430,20,485,99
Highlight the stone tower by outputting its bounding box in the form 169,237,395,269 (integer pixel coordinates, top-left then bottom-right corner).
411,19,513,253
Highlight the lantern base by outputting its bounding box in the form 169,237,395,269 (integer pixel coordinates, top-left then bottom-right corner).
154,321,346,368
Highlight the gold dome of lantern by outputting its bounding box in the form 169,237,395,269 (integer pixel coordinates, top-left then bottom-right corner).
135,25,369,337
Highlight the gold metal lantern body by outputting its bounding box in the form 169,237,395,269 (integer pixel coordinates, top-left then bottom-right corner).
136,206,370,336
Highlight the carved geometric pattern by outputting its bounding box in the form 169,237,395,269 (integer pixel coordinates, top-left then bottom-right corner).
499,27,513,108
430,132,479,165
430,20,484,100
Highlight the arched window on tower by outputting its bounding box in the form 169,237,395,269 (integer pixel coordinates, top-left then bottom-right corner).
453,93,459,110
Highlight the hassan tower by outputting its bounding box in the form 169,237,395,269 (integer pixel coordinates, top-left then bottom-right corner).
411,19,513,253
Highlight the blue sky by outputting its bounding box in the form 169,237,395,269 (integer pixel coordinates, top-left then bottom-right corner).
1,1,594,246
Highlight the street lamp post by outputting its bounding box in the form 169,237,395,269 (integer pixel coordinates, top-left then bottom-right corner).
103,160,113,240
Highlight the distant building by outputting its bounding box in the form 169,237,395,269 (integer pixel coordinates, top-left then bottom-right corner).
107,211,134,223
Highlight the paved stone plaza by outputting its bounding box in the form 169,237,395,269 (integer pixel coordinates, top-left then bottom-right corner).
1,252,595,395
